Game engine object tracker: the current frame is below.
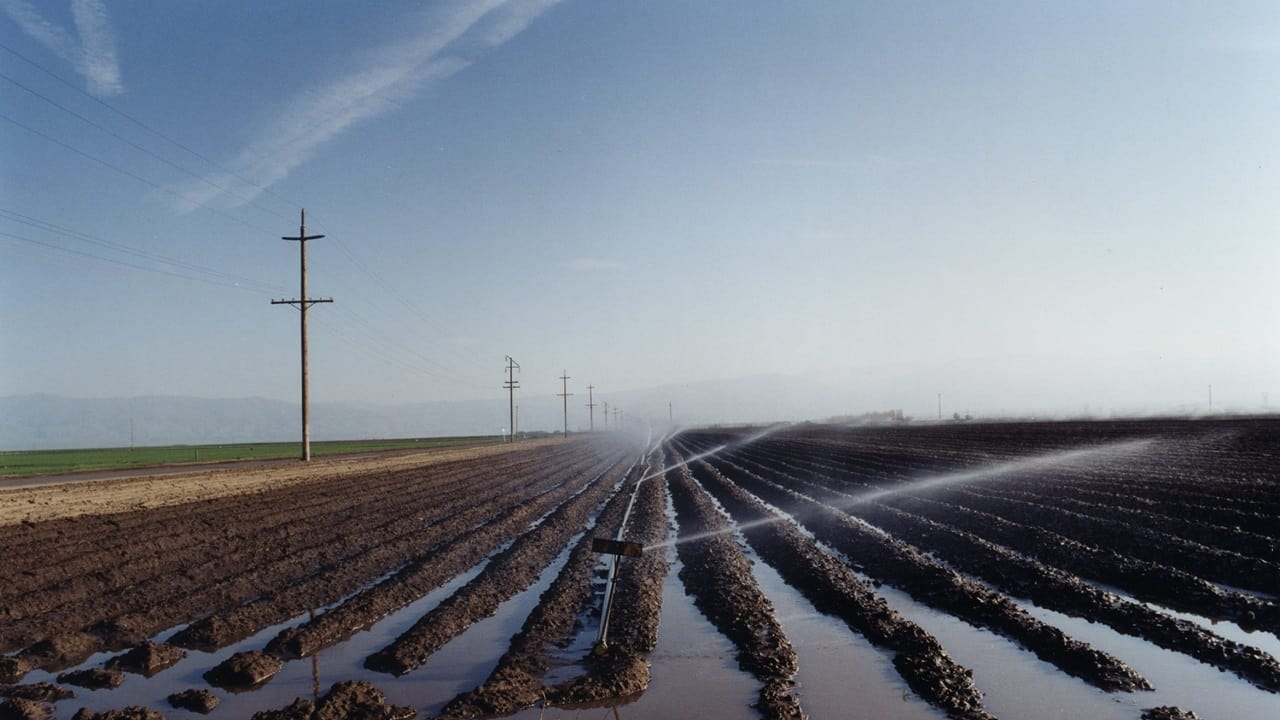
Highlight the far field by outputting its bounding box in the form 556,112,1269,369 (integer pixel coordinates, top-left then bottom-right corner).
0,435,501,477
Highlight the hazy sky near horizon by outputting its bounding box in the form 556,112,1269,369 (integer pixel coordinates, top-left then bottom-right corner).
2,1,1278,422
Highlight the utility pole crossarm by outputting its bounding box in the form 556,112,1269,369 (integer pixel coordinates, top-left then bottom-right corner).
271,298,333,308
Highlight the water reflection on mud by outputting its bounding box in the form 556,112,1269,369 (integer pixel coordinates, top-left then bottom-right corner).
746,550,946,720
1015,599,1280,719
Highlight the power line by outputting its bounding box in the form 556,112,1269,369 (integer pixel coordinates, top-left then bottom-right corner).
328,305,479,385
0,207,283,293
311,315,449,379
0,229,282,295
325,233,476,369
0,40,301,217
0,69,291,223
0,112,278,237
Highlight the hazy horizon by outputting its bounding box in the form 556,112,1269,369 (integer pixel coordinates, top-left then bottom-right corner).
3,2,1277,430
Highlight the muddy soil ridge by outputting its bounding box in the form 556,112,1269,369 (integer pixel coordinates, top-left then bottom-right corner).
437,452,649,717
261,450,616,660
686,421,1280,693
690,444,1152,693
679,445,999,718
363,452,626,675
546,445,673,709
666,453,806,719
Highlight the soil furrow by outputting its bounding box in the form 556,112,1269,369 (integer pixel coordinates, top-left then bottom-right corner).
686,454,1003,719
690,447,1152,694
262,452,626,660
665,451,805,720
363,452,626,676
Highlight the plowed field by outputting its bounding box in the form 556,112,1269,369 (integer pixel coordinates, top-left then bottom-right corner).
1,419,1277,720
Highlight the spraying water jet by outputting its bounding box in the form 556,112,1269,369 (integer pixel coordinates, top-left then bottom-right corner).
645,437,1159,551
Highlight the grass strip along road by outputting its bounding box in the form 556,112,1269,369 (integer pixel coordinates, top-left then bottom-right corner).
0,436,501,477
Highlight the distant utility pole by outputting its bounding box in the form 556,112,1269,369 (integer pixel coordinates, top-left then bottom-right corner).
504,356,520,443
586,385,596,432
603,401,609,431
272,209,333,462
937,393,942,421
558,371,573,438
668,401,673,424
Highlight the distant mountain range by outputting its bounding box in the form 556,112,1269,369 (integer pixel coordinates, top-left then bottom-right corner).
0,373,862,450
2,357,1256,449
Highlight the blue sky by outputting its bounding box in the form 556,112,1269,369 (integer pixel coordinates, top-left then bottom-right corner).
2,1,1278,422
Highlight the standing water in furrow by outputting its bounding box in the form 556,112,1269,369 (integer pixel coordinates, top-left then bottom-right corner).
665,447,805,719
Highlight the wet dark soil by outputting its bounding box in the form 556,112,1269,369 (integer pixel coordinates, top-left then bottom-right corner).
1141,707,1199,720
702,424,1280,693
437,457,641,717
0,697,53,720
666,455,804,719
0,442,598,682
2,421,1276,719
685,448,997,719
167,688,218,714
693,446,1152,693
251,681,414,720
363,453,626,676
56,669,122,691
0,684,73,703
203,651,282,689
546,447,671,709
104,642,185,677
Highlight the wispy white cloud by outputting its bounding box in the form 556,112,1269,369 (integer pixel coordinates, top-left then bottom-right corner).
0,0,122,96
561,258,627,271
69,0,121,95
171,0,563,212
478,0,564,46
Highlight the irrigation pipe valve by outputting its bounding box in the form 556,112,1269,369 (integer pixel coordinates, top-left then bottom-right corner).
591,537,645,652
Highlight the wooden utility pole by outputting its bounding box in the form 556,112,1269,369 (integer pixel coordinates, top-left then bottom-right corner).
272,209,333,461
504,356,520,442
668,401,672,424
603,401,609,431
558,371,573,438
586,384,596,432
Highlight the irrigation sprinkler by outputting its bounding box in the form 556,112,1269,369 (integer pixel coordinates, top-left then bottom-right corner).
592,537,644,651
